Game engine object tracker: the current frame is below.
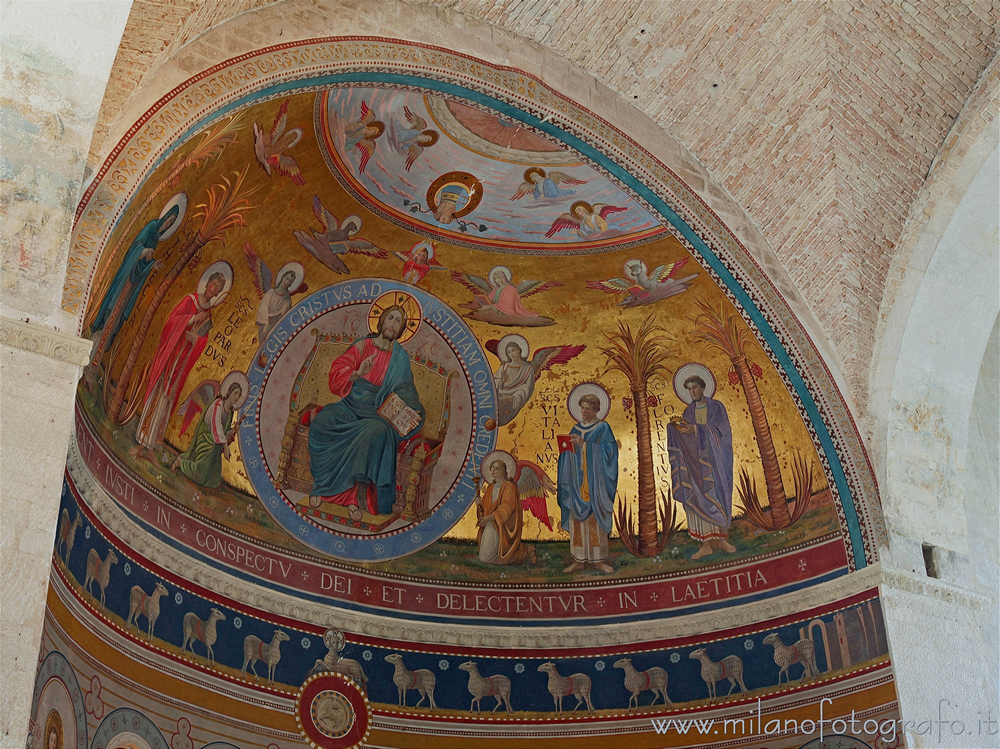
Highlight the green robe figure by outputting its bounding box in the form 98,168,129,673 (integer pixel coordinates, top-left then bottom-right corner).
174,382,243,488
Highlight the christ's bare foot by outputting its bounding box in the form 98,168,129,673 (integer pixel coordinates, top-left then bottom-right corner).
349,505,363,522
691,543,714,560
309,495,322,509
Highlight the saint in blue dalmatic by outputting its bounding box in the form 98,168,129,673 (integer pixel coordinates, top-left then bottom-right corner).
557,389,618,573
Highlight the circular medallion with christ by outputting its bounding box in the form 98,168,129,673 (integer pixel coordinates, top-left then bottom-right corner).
241,280,496,561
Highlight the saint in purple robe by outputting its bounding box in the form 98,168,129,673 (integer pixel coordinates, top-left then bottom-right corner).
667,396,734,538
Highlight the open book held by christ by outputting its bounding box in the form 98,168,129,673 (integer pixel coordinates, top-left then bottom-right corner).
378,392,422,437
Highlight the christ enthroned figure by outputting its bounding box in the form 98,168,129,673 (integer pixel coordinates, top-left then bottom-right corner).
306,305,425,521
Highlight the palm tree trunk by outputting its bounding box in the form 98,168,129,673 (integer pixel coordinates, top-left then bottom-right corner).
733,354,789,529
108,235,207,423
632,387,659,555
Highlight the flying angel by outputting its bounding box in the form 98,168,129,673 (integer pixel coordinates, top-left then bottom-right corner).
393,240,447,286
253,99,306,185
450,265,562,326
389,106,440,171
485,334,585,430
546,200,628,238
586,257,698,308
293,195,388,274
342,100,385,174
510,167,587,201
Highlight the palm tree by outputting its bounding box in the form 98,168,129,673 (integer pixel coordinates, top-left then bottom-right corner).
690,299,797,530
600,315,677,556
108,165,258,423
76,117,240,321
736,452,815,531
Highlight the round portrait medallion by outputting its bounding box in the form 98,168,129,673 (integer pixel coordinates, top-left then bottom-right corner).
241,280,496,561
31,654,87,749
426,171,484,220
296,674,371,749
798,737,874,749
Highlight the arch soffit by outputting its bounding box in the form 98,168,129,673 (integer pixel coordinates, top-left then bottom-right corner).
879,145,998,552
870,55,999,489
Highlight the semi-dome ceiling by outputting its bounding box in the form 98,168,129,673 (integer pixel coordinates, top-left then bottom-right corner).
36,33,901,749
315,87,665,252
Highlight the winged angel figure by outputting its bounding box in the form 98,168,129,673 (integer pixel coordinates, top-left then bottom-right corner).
546,200,627,238
253,99,306,185
243,242,308,365
450,265,562,327
586,257,698,308
388,106,440,171
393,240,448,286
484,334,585,430
476,450,556,567
293,195,388,274
509,167,587,201
341,100,385,174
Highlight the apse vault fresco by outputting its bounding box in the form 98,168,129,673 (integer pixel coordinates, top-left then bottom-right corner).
38,38,898,749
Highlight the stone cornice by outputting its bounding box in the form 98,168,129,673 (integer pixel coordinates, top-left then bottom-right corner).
0,315,92,367
877,566,991,611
